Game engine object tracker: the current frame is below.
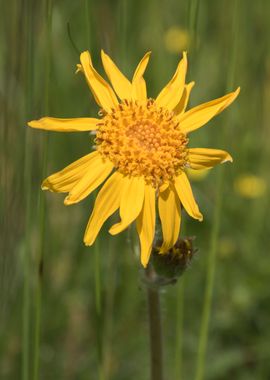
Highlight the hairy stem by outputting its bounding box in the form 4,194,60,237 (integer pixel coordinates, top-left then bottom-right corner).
147,286,163,380
146,266,164,380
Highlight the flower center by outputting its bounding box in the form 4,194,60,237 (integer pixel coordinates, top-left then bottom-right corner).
96,99,188,187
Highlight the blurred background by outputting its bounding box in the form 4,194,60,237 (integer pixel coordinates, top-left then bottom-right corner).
1,0,270,379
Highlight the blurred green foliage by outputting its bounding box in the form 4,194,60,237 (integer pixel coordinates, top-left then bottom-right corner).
1,0,270,379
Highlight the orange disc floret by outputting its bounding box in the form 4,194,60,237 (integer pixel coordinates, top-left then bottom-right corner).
96,99,189,187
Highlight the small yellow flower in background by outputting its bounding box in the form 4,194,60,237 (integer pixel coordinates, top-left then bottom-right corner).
234,174,267,199
164,26,190,53
28,50,239,267
187,168,210,182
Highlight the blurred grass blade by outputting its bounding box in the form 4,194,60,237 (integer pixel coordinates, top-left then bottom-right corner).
22,0,34,379
84,3,105,378
67,22,80,55
174,279,185,379
188,0,200,52
174,1,200,376
94,238,104,380
33,1,52,379
85,0,91,50
195,2,240,380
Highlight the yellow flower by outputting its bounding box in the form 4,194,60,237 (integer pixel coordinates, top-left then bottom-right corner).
28,51,239,267
164,26,190,53
234,174,267,199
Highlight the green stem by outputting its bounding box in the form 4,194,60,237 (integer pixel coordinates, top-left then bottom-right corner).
94,238,104,380
22,1,34,379
147,284,163,380
118,0,128,68
33,266,42,380
94,236,101,320
174,279,185,379
194,167,223,380
174,216,187,379
102,243,117,379
85,0,91,50
173,1,200,376
188,0,200,52
84,4,104,376
195,2,240,380
33,1,52,379
94,239,101,316
23,132,31,380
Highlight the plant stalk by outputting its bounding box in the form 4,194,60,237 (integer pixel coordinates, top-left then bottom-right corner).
174,279,185,379
194,2,240,379
147,287,163,380
194,167,223,380
33,1,52,378
84,4,104,378
146,265,164,380
22,1,34,378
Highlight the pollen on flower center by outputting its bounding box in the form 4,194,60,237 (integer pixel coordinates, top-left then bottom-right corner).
96,99,189,187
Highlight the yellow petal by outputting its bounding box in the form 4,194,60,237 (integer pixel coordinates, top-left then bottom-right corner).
101,50,132,100
76,61,101,106
187,168,210,181
174,171,203,221
178,87,240,133
132,77,147,101
28,117,99,132
155,52,187,110
132,51,151,101
188,148,232,169
174,81,195,115
136,184,156,267
158,186,181,253
64,154,114,205
159,181,169,193
80,51,118,112
42,152,98,193
109,176,145,235
133,52,151,79
84,171,123,246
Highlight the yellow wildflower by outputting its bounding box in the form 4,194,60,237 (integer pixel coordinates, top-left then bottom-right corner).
164,26,190,53
28,51,239,267
234,174,266,199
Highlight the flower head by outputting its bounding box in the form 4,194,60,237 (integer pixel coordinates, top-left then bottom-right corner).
28,50,239,267
234,174,266,199
164,26,190,53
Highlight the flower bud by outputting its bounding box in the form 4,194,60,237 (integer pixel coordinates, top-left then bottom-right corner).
150,237,197,285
